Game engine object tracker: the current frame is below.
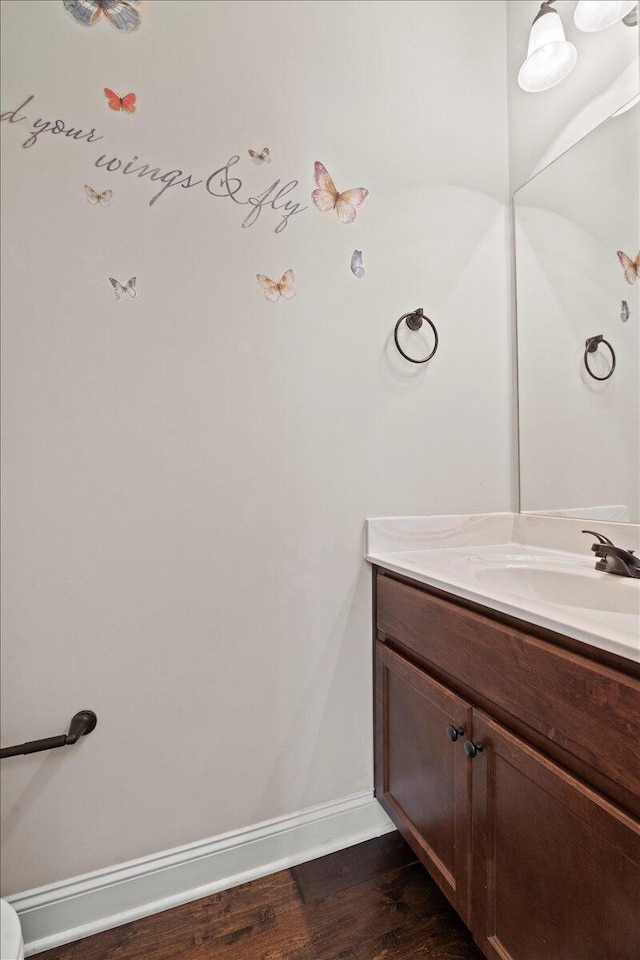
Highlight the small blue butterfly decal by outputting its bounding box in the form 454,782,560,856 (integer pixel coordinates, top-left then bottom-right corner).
350,250,365,279
62,0,141,32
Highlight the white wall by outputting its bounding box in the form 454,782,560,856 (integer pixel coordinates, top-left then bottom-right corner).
0,0,511,895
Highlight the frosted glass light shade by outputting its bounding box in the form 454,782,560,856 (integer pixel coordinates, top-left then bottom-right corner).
574,1,638,32
518,7,578,93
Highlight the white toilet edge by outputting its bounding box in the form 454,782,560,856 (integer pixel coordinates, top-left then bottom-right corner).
1,898,25,960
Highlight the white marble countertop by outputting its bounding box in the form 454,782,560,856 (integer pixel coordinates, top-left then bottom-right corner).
365,513,640,664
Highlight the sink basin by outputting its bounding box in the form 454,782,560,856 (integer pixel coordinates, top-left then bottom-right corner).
474,565,640,616
365,514,640,661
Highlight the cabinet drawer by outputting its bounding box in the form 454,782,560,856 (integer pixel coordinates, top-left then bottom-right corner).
376,572,640,798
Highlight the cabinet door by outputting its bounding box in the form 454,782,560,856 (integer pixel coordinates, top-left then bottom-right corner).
470,710,640,960
375,641,472,921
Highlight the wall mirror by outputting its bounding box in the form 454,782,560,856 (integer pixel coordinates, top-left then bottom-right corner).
514,100,639,524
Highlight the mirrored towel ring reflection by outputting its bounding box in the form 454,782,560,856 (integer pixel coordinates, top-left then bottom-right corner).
393,308,439,364
584,334,616,382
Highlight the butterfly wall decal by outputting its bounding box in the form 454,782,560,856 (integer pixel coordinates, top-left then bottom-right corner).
85,185,112,206
104,88,136,113
249,147,270,164
617,250,640,284
621,300,630,322
256,270,295,302
63,0,141,31
312,162,368,224
350,250,366,279
109,277,138,300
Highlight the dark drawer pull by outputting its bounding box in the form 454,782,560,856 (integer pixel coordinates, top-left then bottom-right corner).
464,740,483,759
446,725,465,742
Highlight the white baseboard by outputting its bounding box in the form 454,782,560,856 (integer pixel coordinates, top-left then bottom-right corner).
7,791,394,957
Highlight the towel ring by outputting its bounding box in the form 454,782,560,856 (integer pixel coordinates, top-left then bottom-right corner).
584,335,616,381
393,308,439,364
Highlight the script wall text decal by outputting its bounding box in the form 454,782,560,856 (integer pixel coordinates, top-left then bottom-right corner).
1,95,308,234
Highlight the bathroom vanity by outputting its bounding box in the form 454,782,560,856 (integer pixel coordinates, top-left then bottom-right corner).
367,514,640,960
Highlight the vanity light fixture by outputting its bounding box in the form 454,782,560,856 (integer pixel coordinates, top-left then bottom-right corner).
518,2,578,93
574,1,638,31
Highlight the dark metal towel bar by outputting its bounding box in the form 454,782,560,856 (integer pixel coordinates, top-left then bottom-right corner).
0,710,97,759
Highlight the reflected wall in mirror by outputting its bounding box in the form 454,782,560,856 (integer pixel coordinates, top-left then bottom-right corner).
514,101,639,524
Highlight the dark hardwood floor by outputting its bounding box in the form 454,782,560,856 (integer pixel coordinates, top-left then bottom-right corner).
38,832,484,959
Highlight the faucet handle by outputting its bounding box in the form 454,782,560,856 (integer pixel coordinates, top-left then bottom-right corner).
583,533,640,578
582,530,615,547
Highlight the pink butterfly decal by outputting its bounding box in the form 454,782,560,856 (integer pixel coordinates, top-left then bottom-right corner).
617,250,640,285
312,162,368,224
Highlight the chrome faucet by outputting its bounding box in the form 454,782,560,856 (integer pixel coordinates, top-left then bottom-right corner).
582,531,640,579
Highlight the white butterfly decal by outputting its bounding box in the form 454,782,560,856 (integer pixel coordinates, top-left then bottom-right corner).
62,0,141,31
350,250,365,279
249,147,271,165
85,185,112,206
256,270,295,302
109,277,138,300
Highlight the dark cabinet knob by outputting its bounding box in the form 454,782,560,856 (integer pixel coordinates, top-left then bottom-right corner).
464,740,483,759
446,725,465,742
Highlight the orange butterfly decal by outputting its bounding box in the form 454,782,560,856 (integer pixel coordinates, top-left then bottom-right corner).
312,162,368,224
104,88,136,113
617,250,640,285
256,270,295,302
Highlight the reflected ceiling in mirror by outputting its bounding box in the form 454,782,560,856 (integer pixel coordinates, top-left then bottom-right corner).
514,101,639,524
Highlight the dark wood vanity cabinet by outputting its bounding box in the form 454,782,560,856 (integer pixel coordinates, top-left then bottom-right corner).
373,568,640,960
375,643,473,921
